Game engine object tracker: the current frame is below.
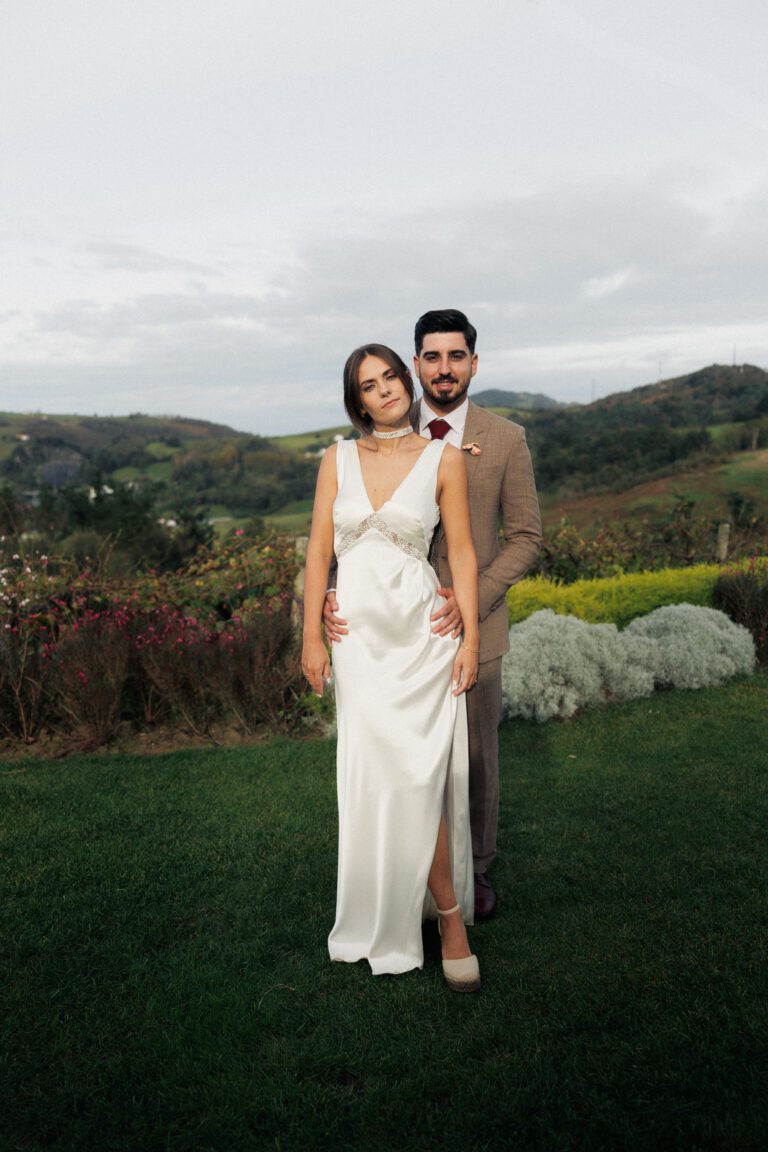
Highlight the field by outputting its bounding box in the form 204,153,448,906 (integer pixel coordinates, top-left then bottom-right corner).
4,365,767,549
2,674,766,1151
540,446,768,531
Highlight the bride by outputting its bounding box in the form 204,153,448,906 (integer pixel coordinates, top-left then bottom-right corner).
302,343,481,991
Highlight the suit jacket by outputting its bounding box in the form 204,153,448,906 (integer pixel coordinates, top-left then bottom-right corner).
412,399,542,663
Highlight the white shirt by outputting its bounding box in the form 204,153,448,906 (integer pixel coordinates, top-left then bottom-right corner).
419,397,469,449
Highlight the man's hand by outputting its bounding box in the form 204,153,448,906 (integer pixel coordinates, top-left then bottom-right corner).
430,586,463,639
323,590,348,644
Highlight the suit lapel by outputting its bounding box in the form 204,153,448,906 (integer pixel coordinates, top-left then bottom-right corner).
460,402,490,493
462,400,489,446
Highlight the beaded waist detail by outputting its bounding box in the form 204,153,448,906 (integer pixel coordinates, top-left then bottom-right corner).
336,512,426,560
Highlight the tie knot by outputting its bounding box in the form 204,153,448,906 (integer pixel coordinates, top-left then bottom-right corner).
427,418,451,441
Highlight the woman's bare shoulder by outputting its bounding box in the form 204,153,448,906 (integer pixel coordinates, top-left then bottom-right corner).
439,442,465,468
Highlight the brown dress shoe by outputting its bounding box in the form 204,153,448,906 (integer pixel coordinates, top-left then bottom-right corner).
474,872,496,921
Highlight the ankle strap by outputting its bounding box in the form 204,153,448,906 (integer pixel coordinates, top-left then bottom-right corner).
436,903,461,917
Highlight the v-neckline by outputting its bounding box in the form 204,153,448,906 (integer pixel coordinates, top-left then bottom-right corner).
354,439,438,514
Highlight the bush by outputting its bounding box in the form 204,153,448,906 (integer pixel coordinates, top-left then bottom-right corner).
0,618,54,742
133,608,222,737
0,532,313,752
508,565,721,629
502,604,755,723
712,557,768,663
0,554,63,742
627,604,757,690
501,610,656,722
206,610,303,733
51,604,134,748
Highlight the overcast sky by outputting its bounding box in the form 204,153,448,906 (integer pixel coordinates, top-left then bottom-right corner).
2,0,767,435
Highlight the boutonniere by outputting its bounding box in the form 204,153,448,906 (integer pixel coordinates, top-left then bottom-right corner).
461,442,482,456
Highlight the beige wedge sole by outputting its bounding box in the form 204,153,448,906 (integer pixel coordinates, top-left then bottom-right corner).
436,903,481,993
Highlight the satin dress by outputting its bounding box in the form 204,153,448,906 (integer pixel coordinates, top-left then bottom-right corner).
328,438,473,975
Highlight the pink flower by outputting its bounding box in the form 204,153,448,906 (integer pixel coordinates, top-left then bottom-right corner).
461,442,482,456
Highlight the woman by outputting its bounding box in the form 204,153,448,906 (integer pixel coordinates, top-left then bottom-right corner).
302,344,480,990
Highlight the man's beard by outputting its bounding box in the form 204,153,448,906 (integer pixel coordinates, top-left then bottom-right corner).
425,378,470,408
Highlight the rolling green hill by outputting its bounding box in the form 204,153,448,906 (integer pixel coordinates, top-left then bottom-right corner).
525,364,768,496
471,388,563,411
1,363,766,553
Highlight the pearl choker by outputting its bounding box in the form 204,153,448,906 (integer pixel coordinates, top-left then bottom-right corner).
371,426,414,440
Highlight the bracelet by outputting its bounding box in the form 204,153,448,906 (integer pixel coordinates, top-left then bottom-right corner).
325,587,336,595
461,642,479,654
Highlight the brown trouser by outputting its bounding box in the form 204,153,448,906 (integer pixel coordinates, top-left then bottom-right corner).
466,655,503,874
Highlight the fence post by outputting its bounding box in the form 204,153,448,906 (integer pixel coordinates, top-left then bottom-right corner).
716,522,730,562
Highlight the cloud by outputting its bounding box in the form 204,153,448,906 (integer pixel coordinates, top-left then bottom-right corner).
582,269,637,299
85,241,215,276
3,172,768,431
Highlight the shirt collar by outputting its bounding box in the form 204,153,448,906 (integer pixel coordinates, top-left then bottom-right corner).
419,396,469,438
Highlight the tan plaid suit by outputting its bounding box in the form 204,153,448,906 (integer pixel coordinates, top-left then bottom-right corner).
413,399,542,871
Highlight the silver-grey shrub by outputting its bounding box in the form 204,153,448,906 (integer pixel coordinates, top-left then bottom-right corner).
501,610,656,722
502,604,755,722
626,603,756,691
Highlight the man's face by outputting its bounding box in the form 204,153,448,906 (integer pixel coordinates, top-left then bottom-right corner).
413,332,478,414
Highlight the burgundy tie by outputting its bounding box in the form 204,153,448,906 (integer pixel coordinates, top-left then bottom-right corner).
427,418,451,440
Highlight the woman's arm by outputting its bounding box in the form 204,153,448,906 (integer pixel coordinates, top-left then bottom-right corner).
436,446,479,695
301,445,338,696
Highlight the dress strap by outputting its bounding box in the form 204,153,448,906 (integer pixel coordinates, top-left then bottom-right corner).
335,439,351,488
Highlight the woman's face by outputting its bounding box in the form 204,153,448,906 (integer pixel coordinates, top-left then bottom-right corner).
357,355,411,428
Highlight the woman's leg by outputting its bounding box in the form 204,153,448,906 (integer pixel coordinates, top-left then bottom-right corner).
427,815,472,960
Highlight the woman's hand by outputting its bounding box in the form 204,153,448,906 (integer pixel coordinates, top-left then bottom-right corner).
451,643,479,696
302,638,331,697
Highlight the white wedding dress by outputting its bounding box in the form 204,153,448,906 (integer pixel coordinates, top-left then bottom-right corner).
328,438,473,975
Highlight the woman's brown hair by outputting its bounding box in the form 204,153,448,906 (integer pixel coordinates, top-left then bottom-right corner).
342,344,415,434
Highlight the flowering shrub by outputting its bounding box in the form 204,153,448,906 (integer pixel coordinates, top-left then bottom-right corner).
0,552,65,741
51,602,134,747
134,609,221,736
205,611,302,733
0,532,311,751
502,604,755,723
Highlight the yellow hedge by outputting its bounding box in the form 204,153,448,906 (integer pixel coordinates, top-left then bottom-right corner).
507,565,723,629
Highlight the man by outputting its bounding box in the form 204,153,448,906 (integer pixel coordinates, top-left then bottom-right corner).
326,309,541,921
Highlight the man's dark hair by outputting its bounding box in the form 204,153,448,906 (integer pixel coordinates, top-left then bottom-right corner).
414,309,477,355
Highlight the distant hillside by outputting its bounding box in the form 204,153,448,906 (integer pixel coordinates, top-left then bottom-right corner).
2,363,766,548
525,363,768,495
0,410,317,523
590,363,768,426
472,389,562,411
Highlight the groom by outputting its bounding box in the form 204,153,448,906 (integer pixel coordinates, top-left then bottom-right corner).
409,309,541,919
325,309,541,921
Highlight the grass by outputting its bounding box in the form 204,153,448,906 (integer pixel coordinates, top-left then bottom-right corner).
541,448,768,532
273,425,351,454
1,676,767,1151
265,515,312,533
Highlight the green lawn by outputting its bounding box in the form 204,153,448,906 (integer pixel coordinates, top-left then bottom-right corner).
265,500,314,533
273,425,351,454
1,676,766,1151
